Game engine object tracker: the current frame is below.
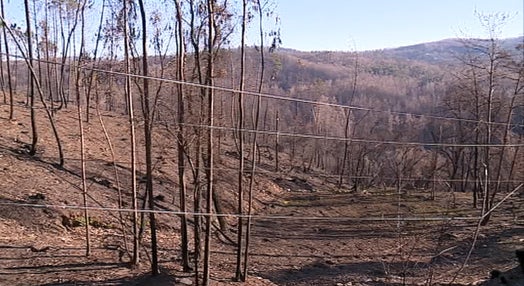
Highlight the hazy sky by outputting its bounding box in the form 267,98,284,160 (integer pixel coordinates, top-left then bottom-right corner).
2,0,522,53
277,0,523,51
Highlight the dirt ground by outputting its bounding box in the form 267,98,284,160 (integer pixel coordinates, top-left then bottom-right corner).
0,102,523,286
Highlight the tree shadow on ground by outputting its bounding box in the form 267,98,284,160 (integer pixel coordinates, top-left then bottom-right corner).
38,271,183,286
252,218,437,240
0,197,65,232
0,261,126,275
259,260,422,286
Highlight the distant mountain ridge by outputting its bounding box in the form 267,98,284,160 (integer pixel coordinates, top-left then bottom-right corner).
277,37,523,68
263,35,523,124
363,36,524,63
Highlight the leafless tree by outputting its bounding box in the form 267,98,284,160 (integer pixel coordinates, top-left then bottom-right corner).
122,0,140,267
24,0,38,156
137,0,159,275
0,0,13,119
203,0,216,284
338,50,359,188
174,0,191,273
243,0,268,279
234,0,247,280
74,0,90,257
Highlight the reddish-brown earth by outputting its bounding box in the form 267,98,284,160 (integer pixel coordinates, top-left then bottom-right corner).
0,101,523,285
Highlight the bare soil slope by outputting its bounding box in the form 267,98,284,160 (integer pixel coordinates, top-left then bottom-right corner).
0,101,523,285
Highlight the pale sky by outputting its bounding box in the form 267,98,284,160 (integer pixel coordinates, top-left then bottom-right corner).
3,0,523,52
277,0,523,51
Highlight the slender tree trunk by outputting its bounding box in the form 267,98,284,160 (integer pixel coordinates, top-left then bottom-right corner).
76,0,90,256
430,126,442,200
189,1,203,283
473,143,479,208
235,0,247,280
338,109,351,188
24,0,38,156
243,0,265,279
338,51,358,188
507,137,521,191
491,88,518,206
174,0,191,272
79,96,91,255
61,2,81,109
58,6,66,109
193,148,202,285
0,0,13,120
193,98,206,285
275,111,279,172
13,45,19,92
0,10,4,104
203,0,216,284
123,0,140,267
32,0,43,104
84,0,106,123
95,88,130,259
52,7,60,111
137,0,159,275
480,40,496,226
43,0,52,103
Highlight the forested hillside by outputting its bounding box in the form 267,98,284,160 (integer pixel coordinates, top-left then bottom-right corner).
261,36,524,195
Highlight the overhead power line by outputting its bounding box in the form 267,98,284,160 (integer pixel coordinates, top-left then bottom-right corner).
1,147,521,185
5,101,523,148
0,201,484,222
1,52,523,128
0,185,519,222
180,123,524,148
